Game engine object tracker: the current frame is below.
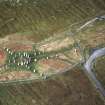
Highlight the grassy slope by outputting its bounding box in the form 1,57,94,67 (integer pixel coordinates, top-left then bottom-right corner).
73,19,105,61
0,0,105,38
0,0,105,105
0,65,104,105
93,56,105,89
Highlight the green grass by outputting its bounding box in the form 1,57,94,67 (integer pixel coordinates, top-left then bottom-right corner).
5,49,47,73
0,0,105,105
0,0,104,38
93,55,105,89
0,65,104,105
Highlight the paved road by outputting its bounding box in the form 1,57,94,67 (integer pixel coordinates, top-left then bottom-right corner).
84,47,105,97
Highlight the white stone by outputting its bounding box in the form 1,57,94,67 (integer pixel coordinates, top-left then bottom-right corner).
19,52,20,55
11,52,13,55
56,54,58,57
33,69,36,72
46,57,49,59
40,73,43,76
39,52,41,54
13,60,15,63
26,61,29,64
21,62,23,66
34,52,36,55
24,52,26,56
34,59,37,62
6,48,9,52
8,51,11,54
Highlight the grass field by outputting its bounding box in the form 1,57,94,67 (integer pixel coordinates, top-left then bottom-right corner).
0,0,105,105
0,65,104,105
0,0,104,39
0,35,83,81
72,18,105,62
93,55,105,89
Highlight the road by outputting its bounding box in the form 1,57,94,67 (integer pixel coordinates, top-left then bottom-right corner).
84,47,105,97
76,15,105,32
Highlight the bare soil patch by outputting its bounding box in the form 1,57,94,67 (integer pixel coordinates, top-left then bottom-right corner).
0,48,6,66
1,41,33,52
65,48,83,62
37,58,72,75
7,32,43,43
7,43,33,52
77,25,105,48
37,36,74,52
0,71,35,81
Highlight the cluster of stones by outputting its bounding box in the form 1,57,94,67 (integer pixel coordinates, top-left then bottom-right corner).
0,45,61,80
3,47,51,74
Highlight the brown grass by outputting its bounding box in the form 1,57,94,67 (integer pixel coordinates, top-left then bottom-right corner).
0,71,34,81
37,58,72,75
37,36,74,52
0,48,6,66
